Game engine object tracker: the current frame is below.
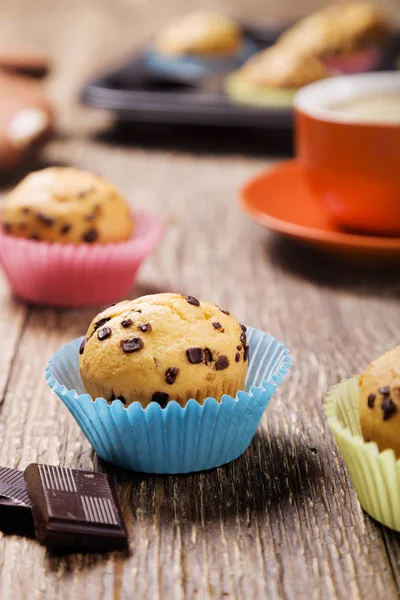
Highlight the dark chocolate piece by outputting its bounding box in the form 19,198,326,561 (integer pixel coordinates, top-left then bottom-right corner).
379,386,390,396
93,317,110,333
60,224,71,235
121,338,143,353
244,345,250,362
185,295,200,307
79,339,86,355
0,467,33,534
367,393,376,409
82,228,98,243
240,324,247,333
382,397,397,421
24,464,127,551
220,309,230,315
37,213,54,227
240,332,247,345
215,356,229,370
212,322,222,329
98,326,111,341
165,367,179,385
121,318,133,328
138,323,152,333
204,348,213,365
235,352,240,362
186,348,205,364
152,392,169,408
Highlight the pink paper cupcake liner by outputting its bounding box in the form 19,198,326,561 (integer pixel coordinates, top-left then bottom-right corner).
0,211,164,308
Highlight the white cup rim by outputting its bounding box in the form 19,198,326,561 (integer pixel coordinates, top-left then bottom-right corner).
293,72,400,126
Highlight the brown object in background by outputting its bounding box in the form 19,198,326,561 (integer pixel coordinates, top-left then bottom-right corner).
0,71,53,173
0,48,50,79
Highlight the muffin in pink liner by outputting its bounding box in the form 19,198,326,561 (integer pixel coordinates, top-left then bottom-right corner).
0,167,163,307
0,210,163,307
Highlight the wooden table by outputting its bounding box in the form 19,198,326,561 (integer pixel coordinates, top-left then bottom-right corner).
1,1,400,598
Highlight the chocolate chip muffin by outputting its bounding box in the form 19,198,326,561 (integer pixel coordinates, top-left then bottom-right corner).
79,293,249,408
154,12,242,57
359,345,400,457
2,167,133,244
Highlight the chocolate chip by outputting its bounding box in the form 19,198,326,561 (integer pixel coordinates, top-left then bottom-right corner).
186,348,205,364
29,234,40,241
93,317,110,332
82,228,98,243
121,338,143,353
244,345,249,362
220,309,230,315
186,296,200,307
37,213,54,227
380,386,390,396
212,322,222,329
152,392,169,408
204,348,213,364
138,323,152,333
235,352,240,362
215,356,229,370
240,324,247,333
121,318,132,328
165,367,179,385
240,332,247,345
60,224,71,235
85,213,96,221
79,339,86,355
237,345,242,351
382,397,397,421
98,326,111,341
367,393,376,409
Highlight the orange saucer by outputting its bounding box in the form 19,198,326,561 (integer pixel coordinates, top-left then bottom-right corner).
241,160,400,262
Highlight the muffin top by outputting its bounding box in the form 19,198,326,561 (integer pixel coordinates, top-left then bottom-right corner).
236,44,329,88
154,12,242,57
79,293,249,408
359,345,400,457
2,167,133,245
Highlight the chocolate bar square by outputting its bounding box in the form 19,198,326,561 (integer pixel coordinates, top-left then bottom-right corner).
0,466,33,534
24,464,128,551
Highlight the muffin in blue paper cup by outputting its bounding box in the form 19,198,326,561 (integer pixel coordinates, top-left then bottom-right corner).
143,12,257,81
45,293,291,474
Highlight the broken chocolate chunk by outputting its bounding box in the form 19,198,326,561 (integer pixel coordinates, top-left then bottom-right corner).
235,352,240,362
240,332,247,345
37,213,54,227
82,228,98,243
186,348,205,364
121,338,144,353
244,345,249,362
152,392,169,408
121,318,133,328
367,393,376,409
93,317,110,332
185,296,200,307
379,386,390,396
240,324,247,333
220,309,230,315
215,356,229,370
98,326,111,341
382,397,397,421
204,348,213,364
212,322,222,329
138,323,152,333
165,367,179,385
79,338,86,355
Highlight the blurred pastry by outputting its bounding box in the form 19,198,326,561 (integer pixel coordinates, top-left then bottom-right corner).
2,167,133,244
155,12,242,57
79,293,249,408
359,345,400,457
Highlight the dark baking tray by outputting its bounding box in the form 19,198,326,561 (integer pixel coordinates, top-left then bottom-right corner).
81,25,400,131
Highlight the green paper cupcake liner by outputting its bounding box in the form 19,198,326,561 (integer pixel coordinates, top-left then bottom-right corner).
324,377,400,532
225,72,295,109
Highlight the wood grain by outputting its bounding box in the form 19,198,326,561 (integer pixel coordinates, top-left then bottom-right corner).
0,0,400,599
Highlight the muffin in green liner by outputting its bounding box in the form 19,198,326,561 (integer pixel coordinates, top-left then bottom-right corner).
225,72,295,109
324,377,400,532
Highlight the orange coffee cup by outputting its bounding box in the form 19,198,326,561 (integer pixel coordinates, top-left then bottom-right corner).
294,73,400,236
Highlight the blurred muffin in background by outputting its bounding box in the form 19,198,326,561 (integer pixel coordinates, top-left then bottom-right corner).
2,167,133,245
226,2,389,108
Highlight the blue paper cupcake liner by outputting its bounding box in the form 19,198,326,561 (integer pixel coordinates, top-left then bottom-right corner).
142,38,257,81
45,327,291,474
